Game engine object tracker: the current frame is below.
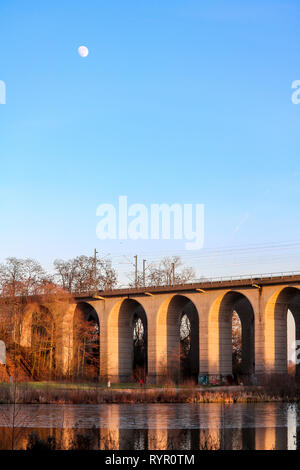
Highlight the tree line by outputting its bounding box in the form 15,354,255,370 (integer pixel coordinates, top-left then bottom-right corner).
0,255,196,297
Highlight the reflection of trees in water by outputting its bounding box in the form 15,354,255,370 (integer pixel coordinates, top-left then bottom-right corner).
0,425,291,450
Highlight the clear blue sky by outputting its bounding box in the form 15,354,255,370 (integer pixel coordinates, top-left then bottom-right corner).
0,0,300,280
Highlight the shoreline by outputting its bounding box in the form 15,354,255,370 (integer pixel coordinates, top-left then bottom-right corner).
0,382,300,404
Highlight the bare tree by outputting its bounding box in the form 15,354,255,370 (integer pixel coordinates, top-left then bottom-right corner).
0,258,51,380
73,309,99,379
0,258,49,297
52,259,77,292
232,311,242,376
180,314,191,359
0,255,113,381
129,256,195,288
54,255,117,294
29,308,55,380
132,314,147,380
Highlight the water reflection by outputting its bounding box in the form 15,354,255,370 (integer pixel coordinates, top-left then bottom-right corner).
0,403,299,450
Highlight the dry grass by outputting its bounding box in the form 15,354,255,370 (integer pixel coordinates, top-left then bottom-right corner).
0,381,299,404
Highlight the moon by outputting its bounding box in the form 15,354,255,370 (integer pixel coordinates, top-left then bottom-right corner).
78,45,89,58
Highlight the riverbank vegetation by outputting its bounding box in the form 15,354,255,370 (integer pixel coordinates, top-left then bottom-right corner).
0,377,299,404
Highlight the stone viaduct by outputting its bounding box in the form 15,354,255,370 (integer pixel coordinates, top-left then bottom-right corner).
16,273,300,383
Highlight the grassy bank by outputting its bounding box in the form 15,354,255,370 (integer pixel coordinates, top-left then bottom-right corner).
0,379,300,404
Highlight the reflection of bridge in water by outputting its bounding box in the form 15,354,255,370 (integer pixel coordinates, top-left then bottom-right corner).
16,273,300,382
0,403,299,450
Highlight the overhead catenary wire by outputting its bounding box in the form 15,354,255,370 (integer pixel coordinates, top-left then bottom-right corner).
107,239,300,287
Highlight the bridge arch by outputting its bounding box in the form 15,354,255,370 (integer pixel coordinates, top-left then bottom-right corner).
156,294,199,383
72,302,100,380
264,286,300,376
208,291,255,379
20,303,56,378
107,299,147,382
20,303,54,347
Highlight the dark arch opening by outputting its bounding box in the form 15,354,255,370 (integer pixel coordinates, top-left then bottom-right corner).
272,287,300,379
219,292,255,382
73,302,99,381
118,299,148,382
166,295,199,383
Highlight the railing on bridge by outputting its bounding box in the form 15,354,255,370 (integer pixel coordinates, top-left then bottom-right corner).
116,270,300,290
191,270,300,285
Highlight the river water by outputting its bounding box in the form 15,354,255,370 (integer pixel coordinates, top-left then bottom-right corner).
0,402,299,450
